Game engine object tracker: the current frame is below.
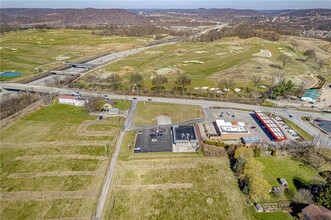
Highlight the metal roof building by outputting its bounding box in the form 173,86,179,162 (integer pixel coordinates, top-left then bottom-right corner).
301,89,320,103
254,111,287,141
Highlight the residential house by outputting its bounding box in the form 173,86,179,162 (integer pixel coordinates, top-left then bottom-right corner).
302,204,331,220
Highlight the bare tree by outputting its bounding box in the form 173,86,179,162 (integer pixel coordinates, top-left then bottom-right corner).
151,75,168,94
272,72,286,86
106,74,122,91
251,75,262,87
129,72,144,93
316,59,325,71
293,189,314,204
175,75,191,95
84,97,102,113
86,75,97,89
277,54,292,69
290,41,299,51
304,49,316,61
221,78,235,90
288,136,329,170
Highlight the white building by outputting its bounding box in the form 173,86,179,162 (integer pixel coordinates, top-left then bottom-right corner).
58,95,88,106
215,120,250,139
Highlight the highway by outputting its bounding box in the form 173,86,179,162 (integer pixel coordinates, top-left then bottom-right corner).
1,82,330,141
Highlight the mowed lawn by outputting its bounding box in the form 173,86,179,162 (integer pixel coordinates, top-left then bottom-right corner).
257,155,327,202
102,134,251,220
133,102,204,125
0,103,123,219
0,29,151,79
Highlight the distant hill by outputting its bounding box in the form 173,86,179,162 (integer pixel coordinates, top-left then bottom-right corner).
0,8,146,26
260,8,331,16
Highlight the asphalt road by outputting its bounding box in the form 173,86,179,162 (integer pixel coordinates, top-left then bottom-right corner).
1,82,330,140
94,100,137,219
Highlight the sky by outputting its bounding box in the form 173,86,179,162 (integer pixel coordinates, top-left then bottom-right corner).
1,0,330,10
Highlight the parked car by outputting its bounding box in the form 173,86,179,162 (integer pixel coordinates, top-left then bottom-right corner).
251,126,256,129
133,97,137,100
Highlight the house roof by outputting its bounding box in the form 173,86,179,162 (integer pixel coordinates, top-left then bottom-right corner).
59,95,76,100
303,204,331,220
106,99,115,105
302,89,320,100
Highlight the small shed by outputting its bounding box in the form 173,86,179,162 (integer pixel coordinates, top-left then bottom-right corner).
255,203,264,212
279,178,288,187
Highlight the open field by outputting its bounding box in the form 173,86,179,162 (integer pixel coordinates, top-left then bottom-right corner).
257,155,329,202
133,102,204,125
0,103,123,219
102,135,251,219
0,29,152,80
82,36,331,89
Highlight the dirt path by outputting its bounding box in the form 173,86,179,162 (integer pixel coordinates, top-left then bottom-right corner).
8,171,101,178
1,190,99,201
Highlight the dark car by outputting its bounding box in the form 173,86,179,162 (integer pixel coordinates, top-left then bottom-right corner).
133,97,137,100
251,126,256,129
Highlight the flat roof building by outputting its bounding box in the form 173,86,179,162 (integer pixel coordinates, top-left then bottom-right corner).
173,126,199,152
254,111,287,141
215,120,250,140
301,89,320,103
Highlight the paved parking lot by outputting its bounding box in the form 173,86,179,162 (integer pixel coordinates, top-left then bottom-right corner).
134,127,173,153
204,108,284,144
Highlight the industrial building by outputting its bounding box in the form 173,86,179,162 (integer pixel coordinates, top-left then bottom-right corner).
254,111,287,141
172,125,200,152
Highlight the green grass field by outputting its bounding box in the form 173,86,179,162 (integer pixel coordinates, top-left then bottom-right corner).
0,29,152,79
257,155,327,202
133,102,204,125
253,212,293,220
102,136,251,220
0,103,123,219
82,36,331,90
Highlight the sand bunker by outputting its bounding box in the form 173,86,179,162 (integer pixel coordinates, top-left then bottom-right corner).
182,60,204,64
194,51,207,54
253,49,272,58
156,68,180,76
56,55,71,61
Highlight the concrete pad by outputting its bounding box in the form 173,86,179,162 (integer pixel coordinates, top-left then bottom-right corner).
156,115,172,125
